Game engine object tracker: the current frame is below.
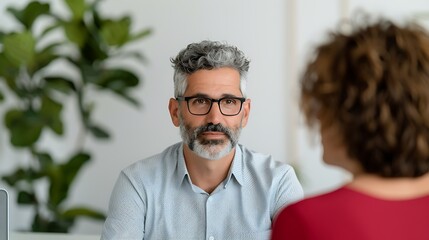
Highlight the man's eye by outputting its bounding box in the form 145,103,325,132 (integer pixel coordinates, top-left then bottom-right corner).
223,98,237,105
193,98,209,105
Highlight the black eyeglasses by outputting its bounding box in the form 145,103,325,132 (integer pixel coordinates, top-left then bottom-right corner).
176,96,246,116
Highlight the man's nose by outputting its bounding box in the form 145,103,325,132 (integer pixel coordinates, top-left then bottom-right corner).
205,101,223,124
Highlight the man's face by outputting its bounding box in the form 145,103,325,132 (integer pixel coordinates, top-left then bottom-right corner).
169,67,251,160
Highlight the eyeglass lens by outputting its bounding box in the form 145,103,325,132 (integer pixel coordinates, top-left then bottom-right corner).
187,97,243,116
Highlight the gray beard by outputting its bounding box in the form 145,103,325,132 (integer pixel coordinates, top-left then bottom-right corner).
179,121,241,160
191,138,234,160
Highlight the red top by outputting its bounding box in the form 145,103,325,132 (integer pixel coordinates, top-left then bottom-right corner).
271,186,429,240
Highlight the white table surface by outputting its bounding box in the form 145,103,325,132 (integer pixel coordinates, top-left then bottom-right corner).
11,232,99,240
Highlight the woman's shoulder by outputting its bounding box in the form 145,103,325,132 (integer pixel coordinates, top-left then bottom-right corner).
276,186,360,221
287,186,352,209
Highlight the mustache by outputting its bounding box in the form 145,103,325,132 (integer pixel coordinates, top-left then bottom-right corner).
195,123,232,138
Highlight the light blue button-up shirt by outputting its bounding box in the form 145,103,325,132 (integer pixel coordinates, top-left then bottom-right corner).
101,142,303,240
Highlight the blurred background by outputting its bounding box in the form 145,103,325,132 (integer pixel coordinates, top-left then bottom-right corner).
0,0,428,235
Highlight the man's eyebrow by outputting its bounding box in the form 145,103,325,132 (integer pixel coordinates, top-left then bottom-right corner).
187,93,242,98
187,93,210,98
221,94,243,98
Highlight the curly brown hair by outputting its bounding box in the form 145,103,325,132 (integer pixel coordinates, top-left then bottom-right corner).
300,19,429,177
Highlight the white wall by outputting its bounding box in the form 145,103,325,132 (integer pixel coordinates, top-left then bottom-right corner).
0,0,428,235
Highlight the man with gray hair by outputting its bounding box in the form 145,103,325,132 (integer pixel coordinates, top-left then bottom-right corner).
101,40,303,240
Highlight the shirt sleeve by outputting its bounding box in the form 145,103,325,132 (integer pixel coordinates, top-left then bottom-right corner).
101,171,146,240
273,165,304,217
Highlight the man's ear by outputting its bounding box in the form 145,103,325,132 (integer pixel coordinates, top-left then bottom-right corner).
169,98,180,127
241,98,251,128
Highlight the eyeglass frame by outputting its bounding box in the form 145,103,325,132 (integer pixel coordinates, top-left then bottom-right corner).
176,96,246,116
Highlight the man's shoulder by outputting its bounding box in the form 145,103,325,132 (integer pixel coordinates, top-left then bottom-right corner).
239,144,291,171
237,144,303,207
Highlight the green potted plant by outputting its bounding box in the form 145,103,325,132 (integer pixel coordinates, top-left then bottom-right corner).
0,0,151,233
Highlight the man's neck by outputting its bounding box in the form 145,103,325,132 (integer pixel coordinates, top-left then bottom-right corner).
183,144,236,194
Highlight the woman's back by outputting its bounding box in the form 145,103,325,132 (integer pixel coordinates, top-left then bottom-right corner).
272,17,429,240
272,186,429,240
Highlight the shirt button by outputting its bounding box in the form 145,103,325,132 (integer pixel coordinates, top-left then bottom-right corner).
209,236,215,240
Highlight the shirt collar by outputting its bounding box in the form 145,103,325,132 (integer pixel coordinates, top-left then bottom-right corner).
175,143,244,187
176,143,189,186
226,144,244,187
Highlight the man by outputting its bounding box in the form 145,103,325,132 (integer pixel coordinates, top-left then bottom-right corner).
101,40,303,240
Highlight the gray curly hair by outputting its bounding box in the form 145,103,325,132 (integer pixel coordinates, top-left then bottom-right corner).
170,40,250,98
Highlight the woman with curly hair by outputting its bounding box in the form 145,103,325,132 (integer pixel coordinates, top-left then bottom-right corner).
271,18,429,240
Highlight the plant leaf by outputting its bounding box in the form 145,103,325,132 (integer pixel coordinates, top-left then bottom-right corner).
4,109,44,147
80,29,109,62
1,169,25,187
46,165,63,208
113,51,147,63
63,20,88,48
40,96,64,135
62,206,105,220
39,22,62,40
32,213,73,233
0,31,6,41
79,62,102,84
31,42,63,75
0,54,19,87
48,152,91,207
35,151,54,171
96,69,140,91
112,91,140,107
101,17,131,46
90,1,103,29
127,28,152,44
1,167,44,187
17,190,37,205
3,32,36,68
44,76,76,94
62,152,91,187
65,0,86,21
6,1,50,30
88,124,110,139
